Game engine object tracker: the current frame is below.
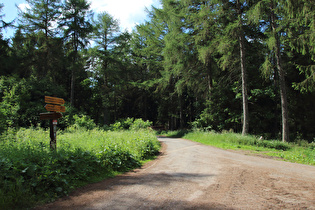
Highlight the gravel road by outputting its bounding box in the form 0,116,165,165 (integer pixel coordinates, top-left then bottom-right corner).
39,137,315,209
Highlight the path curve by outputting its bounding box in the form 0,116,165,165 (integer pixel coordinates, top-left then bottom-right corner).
38,137,315,209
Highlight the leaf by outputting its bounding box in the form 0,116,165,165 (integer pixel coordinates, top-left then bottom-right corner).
21,167,29,173
55,187,63,192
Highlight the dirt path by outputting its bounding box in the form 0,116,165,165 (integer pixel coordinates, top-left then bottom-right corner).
38,137,315,209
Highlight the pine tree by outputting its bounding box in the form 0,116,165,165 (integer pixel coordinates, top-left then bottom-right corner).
18,0,62,78
249,0,290,142
189,0,219,98
212,0,253,135
0,3,13,75
90,12,120,124
59,0,93,106
286,0,315,92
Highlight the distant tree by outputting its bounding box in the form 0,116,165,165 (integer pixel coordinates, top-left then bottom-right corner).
0,3,13,32
18,0,62,77
59,0,93,106
89,11,120,124
92,12,120,89
0,3,15,76
189,0,219,98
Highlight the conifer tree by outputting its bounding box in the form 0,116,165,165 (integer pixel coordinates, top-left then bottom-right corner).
59,0,93,106
0,3,13,76
19,0,62,78
213,0,252,135
189,0,219,98
285,0,315,92
90,12,120,124
249,0,290,142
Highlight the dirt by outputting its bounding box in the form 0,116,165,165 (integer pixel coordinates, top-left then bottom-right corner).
36,137,315,209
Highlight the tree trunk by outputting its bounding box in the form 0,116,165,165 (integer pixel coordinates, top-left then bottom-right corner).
237,0,249,135
70,70,75,106
271,2,289,142
179,94,184,129
240,33,249,135
206,61,213,99
70,17,79,107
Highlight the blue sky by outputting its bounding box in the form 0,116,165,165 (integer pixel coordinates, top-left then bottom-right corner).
1,0,162,39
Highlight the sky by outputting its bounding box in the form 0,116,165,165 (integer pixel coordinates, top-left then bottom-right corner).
1,0,162,39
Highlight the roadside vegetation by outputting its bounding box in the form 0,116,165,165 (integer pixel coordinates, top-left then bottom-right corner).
0,118,160,209
162,130,315,166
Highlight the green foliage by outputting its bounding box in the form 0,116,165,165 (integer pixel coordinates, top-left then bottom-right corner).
72,114,96,130
0,75,67,132
129,118,152,130
1,0,315,144
109,118,152,131
191,84,242,132
0,127,160,208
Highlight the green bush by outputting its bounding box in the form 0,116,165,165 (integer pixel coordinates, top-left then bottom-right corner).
130,118,152,130
109,118,152,131
0,127,160,209
71,114,96,130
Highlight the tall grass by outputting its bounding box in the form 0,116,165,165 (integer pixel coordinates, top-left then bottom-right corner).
165,130,315,166
183,131,291,151
0,127,160,209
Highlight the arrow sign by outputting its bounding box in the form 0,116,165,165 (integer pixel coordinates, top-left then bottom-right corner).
45,104,66,112
40,112,63,120
45,96,65,105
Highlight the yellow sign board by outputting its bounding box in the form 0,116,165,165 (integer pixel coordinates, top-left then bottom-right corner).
45,104,66,112
45,96,65,105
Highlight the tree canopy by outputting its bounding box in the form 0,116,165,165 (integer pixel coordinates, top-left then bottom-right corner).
0,0,314,142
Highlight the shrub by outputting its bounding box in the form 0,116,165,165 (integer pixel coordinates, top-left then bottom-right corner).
72,114,96,130
109,118,152,131
130,118,152,130
0,127,160,208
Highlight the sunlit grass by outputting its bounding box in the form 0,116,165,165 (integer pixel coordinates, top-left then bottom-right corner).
0,127,160,209
164,130,315,166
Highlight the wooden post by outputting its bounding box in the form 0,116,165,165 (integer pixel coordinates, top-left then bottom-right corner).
40,96,66,151
50,119,57,151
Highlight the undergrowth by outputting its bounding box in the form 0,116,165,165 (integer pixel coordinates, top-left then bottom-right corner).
0,127,160,209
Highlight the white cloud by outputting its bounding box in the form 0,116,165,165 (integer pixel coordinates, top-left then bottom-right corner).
18,3,31,12
16,0,162,33
90,0,161,32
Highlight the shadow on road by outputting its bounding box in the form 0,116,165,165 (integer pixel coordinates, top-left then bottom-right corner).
38,172,226,209
71,172,215,193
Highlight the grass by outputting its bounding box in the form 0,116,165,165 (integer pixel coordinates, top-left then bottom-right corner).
0,127,160,209
163,130,315,166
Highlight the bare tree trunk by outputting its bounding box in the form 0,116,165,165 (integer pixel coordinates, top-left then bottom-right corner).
179,94,184,129
239,33,249,135
206,61,213,100
237,0,249,135
271,2,289,142
70,69,75,106
70,33,77,107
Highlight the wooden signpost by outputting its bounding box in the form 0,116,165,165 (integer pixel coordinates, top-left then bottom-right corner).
45,104,66,112
40,96,66,151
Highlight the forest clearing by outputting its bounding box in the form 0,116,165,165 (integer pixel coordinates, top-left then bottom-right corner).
1,0,315,208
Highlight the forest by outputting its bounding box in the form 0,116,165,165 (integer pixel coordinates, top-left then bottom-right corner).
0,0,314,142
